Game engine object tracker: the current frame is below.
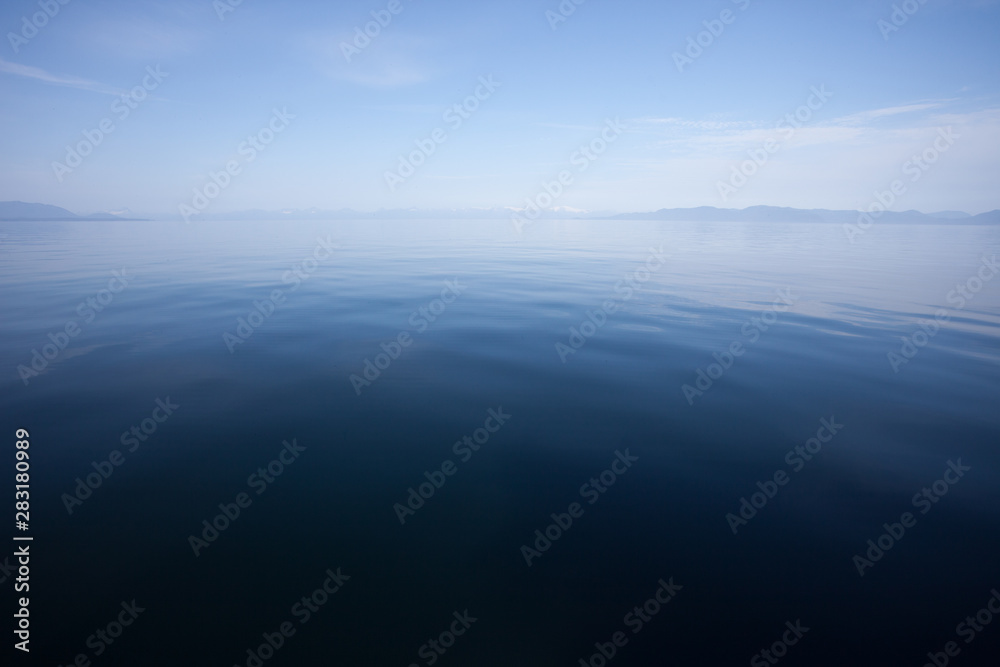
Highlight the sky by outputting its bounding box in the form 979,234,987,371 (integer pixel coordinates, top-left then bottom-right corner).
0,0,998,218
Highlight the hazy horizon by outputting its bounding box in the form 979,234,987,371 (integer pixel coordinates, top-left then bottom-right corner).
5,199,1000,221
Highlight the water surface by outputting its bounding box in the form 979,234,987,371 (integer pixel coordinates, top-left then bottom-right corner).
1,219,998,665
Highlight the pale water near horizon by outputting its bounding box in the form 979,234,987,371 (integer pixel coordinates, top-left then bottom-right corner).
1,219,998,665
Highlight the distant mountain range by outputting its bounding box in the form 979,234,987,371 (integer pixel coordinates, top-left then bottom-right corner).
0,201,144,221
606,205,1000,225
2,201,997,224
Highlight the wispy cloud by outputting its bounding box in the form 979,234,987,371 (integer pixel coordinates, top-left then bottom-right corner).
0,58,125,96
303,31,437,88
359,103,445,114
833,101,948,126
633,117,759,131
70,0,208,59
535,122,614,131
627,100,982,157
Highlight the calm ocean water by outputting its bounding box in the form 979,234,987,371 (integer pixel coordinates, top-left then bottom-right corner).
1,219,999,665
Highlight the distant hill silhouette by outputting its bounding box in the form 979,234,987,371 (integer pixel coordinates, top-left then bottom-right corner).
608,205,1000,224
0,201,143,221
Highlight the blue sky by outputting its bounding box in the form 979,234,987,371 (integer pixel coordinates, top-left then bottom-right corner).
0,0,998,217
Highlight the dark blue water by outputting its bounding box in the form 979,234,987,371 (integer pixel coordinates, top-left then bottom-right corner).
1,219,999,665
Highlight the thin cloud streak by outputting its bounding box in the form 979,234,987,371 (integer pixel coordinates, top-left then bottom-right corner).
0,58,126,97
